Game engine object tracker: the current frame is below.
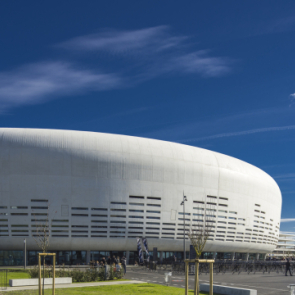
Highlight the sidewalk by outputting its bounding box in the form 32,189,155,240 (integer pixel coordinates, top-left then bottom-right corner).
0,280,146,292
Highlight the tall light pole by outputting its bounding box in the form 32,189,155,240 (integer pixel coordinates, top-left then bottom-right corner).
24,238,26,270
180,192,187,261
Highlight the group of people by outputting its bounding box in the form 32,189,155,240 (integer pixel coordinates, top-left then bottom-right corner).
92,255,127,274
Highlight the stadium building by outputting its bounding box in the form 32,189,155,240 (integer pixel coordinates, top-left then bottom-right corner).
271,232,295,259
0,129,281,265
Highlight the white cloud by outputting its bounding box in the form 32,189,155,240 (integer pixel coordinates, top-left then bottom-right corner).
281,218,295,223
180,125,295,143
0,26,233,112
289,93,295,107
59,26,232,79
169,51,231,77
273,173,295,180
58,26,186,55
0,62,121,111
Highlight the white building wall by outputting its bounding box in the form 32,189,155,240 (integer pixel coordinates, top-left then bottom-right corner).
0,128,282,253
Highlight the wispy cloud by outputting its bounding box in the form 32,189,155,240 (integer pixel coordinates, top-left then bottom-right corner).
59,26,232,79
274,173,295,180
180,125,295,143
0,62,121,112
58,26,186,55
281,218,295,223
266,16,295,34
290,93,295,107
0,26,232,112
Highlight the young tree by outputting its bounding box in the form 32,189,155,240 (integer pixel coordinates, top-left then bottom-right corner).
187,203,215,295
32,216,50,253
32,205,55,293
188,204,215,258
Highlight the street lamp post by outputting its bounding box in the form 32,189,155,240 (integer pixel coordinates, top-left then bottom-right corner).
24,238,26,270
180,193,187,261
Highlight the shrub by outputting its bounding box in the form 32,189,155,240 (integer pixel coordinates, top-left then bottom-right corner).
28,265,123,282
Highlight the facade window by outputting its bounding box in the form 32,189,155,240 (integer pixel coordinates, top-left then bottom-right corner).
147,197,161,200
111,209,126,212
110,215,126,218
110,202,126,205
31,199,48,202
91,208,107,211
147,204,161,207
129,216,143,219
11,225,28,227
129,210,143,213
129,196,144,199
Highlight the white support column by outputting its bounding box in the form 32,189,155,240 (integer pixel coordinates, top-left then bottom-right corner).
160,251,163,263
246,253,249,261
256,253,260,260
231,252,235,261
86,251,91,264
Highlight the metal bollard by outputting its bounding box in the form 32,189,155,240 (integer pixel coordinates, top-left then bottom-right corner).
164,272,172,286
289,284,295,295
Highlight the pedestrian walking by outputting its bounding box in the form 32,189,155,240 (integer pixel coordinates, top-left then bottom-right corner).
285,258,293,276
121,256,127,274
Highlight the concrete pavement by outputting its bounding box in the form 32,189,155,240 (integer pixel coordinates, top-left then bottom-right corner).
0,280,145,292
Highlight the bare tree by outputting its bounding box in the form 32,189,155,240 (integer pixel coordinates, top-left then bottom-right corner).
187,203,215,295
32,205,55,293
188,203,215,258
32,208,51,253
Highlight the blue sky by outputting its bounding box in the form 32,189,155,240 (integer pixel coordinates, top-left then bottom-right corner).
1,1,295,231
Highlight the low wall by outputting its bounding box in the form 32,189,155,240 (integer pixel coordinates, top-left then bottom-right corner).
200,283,257,295
9,277,72,287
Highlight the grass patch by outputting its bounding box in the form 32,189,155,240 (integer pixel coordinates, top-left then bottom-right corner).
0,283,217,295
0,271,30,287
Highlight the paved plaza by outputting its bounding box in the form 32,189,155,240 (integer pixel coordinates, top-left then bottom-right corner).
126,266,294,294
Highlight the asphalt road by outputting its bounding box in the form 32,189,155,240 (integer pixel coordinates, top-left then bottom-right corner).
125,267,294,294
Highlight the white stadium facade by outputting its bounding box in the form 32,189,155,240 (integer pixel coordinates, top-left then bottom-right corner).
0,129,281,265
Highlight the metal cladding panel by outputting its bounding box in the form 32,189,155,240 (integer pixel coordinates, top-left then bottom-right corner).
0,128,282,253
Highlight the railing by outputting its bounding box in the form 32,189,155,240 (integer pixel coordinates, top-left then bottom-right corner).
0,269,28,290
132,260,295,275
